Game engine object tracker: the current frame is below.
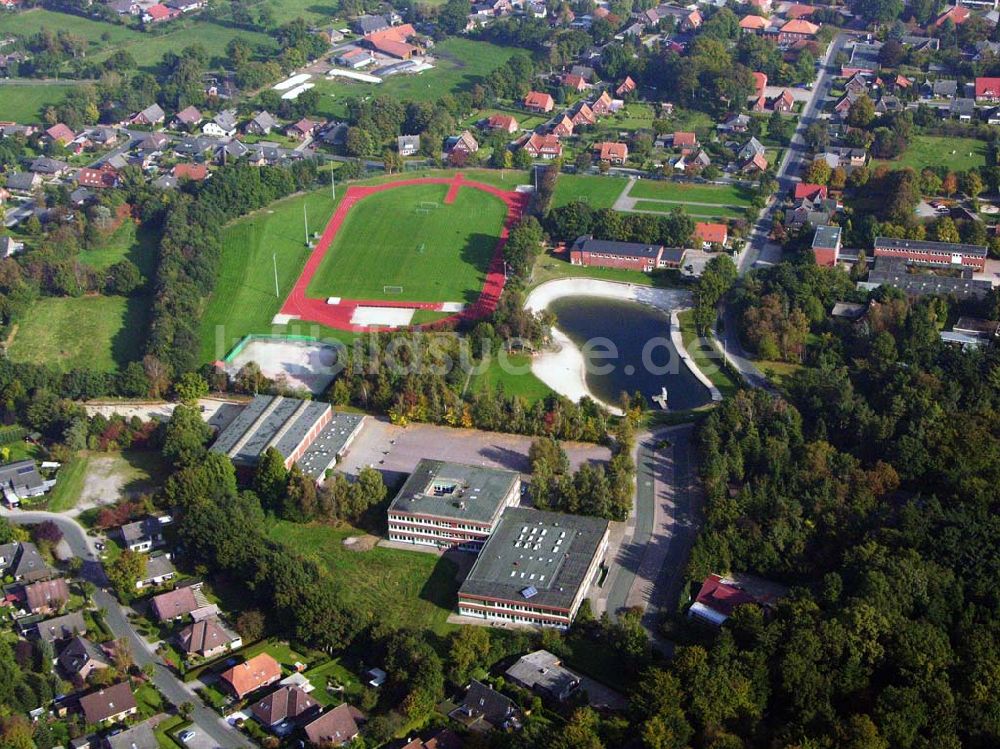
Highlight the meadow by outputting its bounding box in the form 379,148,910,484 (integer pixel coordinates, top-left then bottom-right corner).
7,294,149,372
627,179,756,205
551,174,630,209
0,81,84,124
631,200,746,220
874,134,987,172
311,38,519,119
267,521,459,636
305,183,508,304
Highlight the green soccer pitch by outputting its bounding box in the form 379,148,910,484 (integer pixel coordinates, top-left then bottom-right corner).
305,183,509,304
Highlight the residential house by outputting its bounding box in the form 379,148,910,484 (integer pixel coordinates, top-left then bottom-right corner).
171,105,202,130
812,224,842,267
616,76,636,96
45,123,75,146
833,89,864,118
752,71,768,97
591,90,614,115
569,102,596,127
975,76,1000,102
35,611,87,644
449,680,520,731
595,141,628,164
177,618,239,659
203,110,238,138
688,573,783,626
245,111,279,136
105,722,158,749
136,132,170,154
694,222,728,248
753,89,794,113
486,114,518,133
79,683,137,726
220,653,282,699
672,131,698,150
561,73,587,92
29,157,70,176
776,19,819,44
5,172,41,194
505,651,580,702
217,138,249,163
551,115,574,137
150,587,198,621
363,24,423,60
737,136,765,162
523,91,554,113
286,118,317,140
302,703,363,747
718,113,750,133
58,636,110,681
874,94,902,115
680,8,702,31
933,4,970,27
842,42,882,77
739,14,769,33
115,518,164,552
397,135,420,155
76,164,118,189
521,132,562,159
136,553,176,589
336,48,375,69
173,163,208,181
400,731,462,749
143,4,178,23
25,578,70,615
794,183,827,201
353,14,389,35
130,103,165,126
447,130,479,155
251,685,319,731
164,0,203,12
1,541,52,582
742,151,769,174
108,0,141,14
87,126,117,147
951,97,976,122
926,78,958,99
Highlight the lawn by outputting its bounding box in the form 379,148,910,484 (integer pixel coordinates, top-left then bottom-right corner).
2,8,275,69
302,658,363,706
305,182,508,304
7,294,149,372
628,180,756,205
199,190,339,362
529,252,684,290
552,174,629,209
42,456,89,513
468,352,553,403
632,200,745,220
0,82,83,124
267,521,459,636
677,309,739,398
79,221,159,280
311,38,520,119
874,134,987,172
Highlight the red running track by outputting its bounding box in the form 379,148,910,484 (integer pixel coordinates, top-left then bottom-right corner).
279,173,527,332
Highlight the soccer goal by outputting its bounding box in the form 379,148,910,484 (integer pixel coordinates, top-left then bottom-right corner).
383,285,404,295
419,201,439,209
416,243,426,254
415,207,430,215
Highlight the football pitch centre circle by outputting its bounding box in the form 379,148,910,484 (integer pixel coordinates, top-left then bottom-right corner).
279,174,528,332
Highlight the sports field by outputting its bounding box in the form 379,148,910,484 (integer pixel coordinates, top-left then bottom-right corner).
7,295,148,372
305,183,508,304
199,190,339,362
2,8,275,69
874,135,987,172
312,38,519,119
628,180,755,205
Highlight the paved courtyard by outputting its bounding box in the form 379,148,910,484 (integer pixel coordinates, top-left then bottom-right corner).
339,417,610,487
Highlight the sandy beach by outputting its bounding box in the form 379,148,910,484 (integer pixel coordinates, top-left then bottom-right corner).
524,279,701,413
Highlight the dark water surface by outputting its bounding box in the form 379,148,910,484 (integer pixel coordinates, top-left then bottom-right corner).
548,296,710,411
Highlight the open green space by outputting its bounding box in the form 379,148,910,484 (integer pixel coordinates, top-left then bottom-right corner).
632,200,745,220
468,352,553,403
267,521,459,636
199,190,339,362
302,658,363,706
7,294,149,372
552,174,629,209
42,456,88,513
311,38,519,119
79,221,159,279
874,134,987,172
2,8,275,70
305,183,508,304
0,82,84,124
628,180,755,205
677,310,739,398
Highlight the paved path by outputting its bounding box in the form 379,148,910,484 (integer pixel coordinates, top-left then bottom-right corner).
2,511,251,749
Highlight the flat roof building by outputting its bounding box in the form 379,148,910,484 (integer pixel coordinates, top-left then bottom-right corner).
458,507,609,628
210,395,364,481
873,236,987,271
863,257,993,299
387,460,520,551
812,225,842,267
505,650,580,701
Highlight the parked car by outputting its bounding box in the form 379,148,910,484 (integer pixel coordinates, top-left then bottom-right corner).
179,731,196,744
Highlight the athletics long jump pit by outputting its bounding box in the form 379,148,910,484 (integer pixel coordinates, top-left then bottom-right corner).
277,173,529,332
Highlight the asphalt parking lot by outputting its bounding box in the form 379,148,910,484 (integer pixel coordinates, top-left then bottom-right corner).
341,417,610,487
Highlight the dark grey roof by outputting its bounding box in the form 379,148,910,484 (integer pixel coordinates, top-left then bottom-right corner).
58,636,109,675
459,507,609,611
105,721,157,749
142,554,175,580
931,79,958,96
249,111,279,132
213,109,238,131
453,680,517,728
29,156,69,174
571,235,661,260
661,247,685,264
35,611,87,643
136,103,165,122
951,97,975,115
5,172,38,191
875,236,987,258
865,257,992,299
8,541,52,582
152,175,178,190
848,42,882,70
354,14,389,34
173,135,217,155
812,225,842,250
389,459,518,524
296,412,365,480
505,650,580,697
0,460,43,495
118,517,160,544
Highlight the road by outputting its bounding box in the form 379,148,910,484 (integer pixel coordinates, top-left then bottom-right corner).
3,511,251,749
596,425,699,647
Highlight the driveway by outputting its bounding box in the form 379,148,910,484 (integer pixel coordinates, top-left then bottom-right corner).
2,511,251,749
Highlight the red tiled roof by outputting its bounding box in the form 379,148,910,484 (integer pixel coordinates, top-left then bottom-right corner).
694,222,728,245
45,123,75,144
173,163,208,181
780,19,819,35
694,574,756,618
739,14,769,30
975,77,1000,98
523,132,561,156
673,131,697,147
596,141,628,161
524,91,554,110
146,3,170,19
302,703,362,746
794,183,827,200
487,113,518,131
752,71,768,95
220,653,282,699
79,682,136,724
785,3,816,19
934,5,969,26
616,76,636,95
562,73,586,90
150,587,198,621
25,578,69,611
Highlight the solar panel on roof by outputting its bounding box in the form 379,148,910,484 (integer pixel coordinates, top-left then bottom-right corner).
521,586,538,599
